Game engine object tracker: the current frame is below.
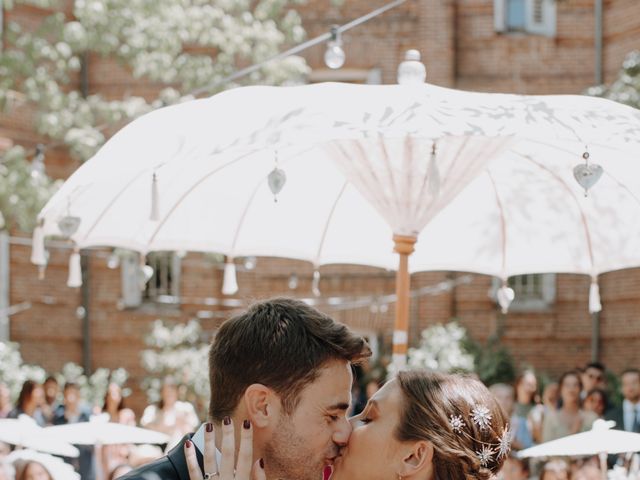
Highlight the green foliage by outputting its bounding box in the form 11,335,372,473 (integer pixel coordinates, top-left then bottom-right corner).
464,335,517,386
0,0,310,232
141,319,209,416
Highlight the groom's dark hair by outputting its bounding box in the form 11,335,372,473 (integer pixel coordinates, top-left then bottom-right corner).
208,297,370,421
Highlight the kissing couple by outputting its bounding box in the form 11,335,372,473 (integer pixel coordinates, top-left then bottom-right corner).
121,297,510,480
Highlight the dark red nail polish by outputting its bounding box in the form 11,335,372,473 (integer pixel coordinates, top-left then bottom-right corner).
206,422,213,432
243,419,250,430
223,416,231,426
186,439,192,448
259,458,264,469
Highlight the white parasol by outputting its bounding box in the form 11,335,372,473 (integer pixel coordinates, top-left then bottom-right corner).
45,419,170,445
6,449,80,480
0,417,79,458
518,420,640,458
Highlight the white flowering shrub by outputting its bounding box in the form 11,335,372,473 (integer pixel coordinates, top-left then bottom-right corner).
0,0,310,232
0,341,46,400
56,362,130,408
407,322,475,373
141,319,210,416
0,341,128,407
587,50,640,108
0,146,62,232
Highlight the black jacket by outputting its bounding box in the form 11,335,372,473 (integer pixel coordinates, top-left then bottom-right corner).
118,434,203,480
605,406,625,431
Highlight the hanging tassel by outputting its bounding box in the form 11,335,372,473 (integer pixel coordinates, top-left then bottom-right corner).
222,258,238,295
496,282,515,314
428,142,440,198
150,173,160,221
311,269,321,297
31,222,47,279
67,248,82,288
589,277,602,314
31,223,47,266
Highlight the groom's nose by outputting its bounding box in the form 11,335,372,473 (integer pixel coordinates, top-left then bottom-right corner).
332,416,353,446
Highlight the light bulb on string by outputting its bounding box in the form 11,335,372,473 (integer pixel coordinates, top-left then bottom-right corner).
324,26,345,70
288,273,299,290
243,256,257,270
107,251,120,269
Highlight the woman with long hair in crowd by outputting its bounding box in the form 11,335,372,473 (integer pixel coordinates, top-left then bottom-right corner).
511,371,537,449
542,370,597,442
140,377,199,450
7,380,45,427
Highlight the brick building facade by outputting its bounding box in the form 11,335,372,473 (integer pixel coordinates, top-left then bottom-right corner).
2,0,640,413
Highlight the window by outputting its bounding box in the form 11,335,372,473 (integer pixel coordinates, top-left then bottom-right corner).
144,252,181,302
506,0,526,30
492,273,556,312
120,251,181,308
494,0,556,37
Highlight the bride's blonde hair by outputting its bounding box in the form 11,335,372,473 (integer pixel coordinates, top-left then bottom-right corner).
396,371,510,480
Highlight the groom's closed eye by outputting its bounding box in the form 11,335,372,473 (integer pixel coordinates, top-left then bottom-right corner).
325,401,350,421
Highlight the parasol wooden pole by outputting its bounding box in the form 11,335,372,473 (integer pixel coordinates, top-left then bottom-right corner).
392,234,417,371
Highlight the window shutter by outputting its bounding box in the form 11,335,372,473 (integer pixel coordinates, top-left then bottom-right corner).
526,0,556,37
121,252,142,308
541,273,556,304
170,253,182,298
494,0,507,32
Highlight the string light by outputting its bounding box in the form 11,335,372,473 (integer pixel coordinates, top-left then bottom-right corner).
324,26,345,69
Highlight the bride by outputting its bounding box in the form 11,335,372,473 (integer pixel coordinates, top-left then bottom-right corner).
185,370,510,480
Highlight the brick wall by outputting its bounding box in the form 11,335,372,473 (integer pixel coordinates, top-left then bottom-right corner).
3,0,640,414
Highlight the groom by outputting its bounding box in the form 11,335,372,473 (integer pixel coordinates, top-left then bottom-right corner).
121,297,371,480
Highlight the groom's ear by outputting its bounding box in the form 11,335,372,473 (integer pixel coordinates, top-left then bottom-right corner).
398,440,434,478
243,384,281,428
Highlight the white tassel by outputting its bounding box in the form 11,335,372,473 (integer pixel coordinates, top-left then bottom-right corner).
31,223,47,266
222,259,238,295
67,249,82,288
312,269,321,297
496,283,515,314
589,278,602,314
150,173,160,221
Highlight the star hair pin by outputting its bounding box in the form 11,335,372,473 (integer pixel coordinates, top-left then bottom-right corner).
497,425,512,459
470,404,492,431
449,414,465,434
476,445,494,467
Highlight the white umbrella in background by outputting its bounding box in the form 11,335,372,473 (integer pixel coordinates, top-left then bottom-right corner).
7,449,80,480
45,419,170,445
518,420,640,457
32,82,640,367
0,417,80,458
